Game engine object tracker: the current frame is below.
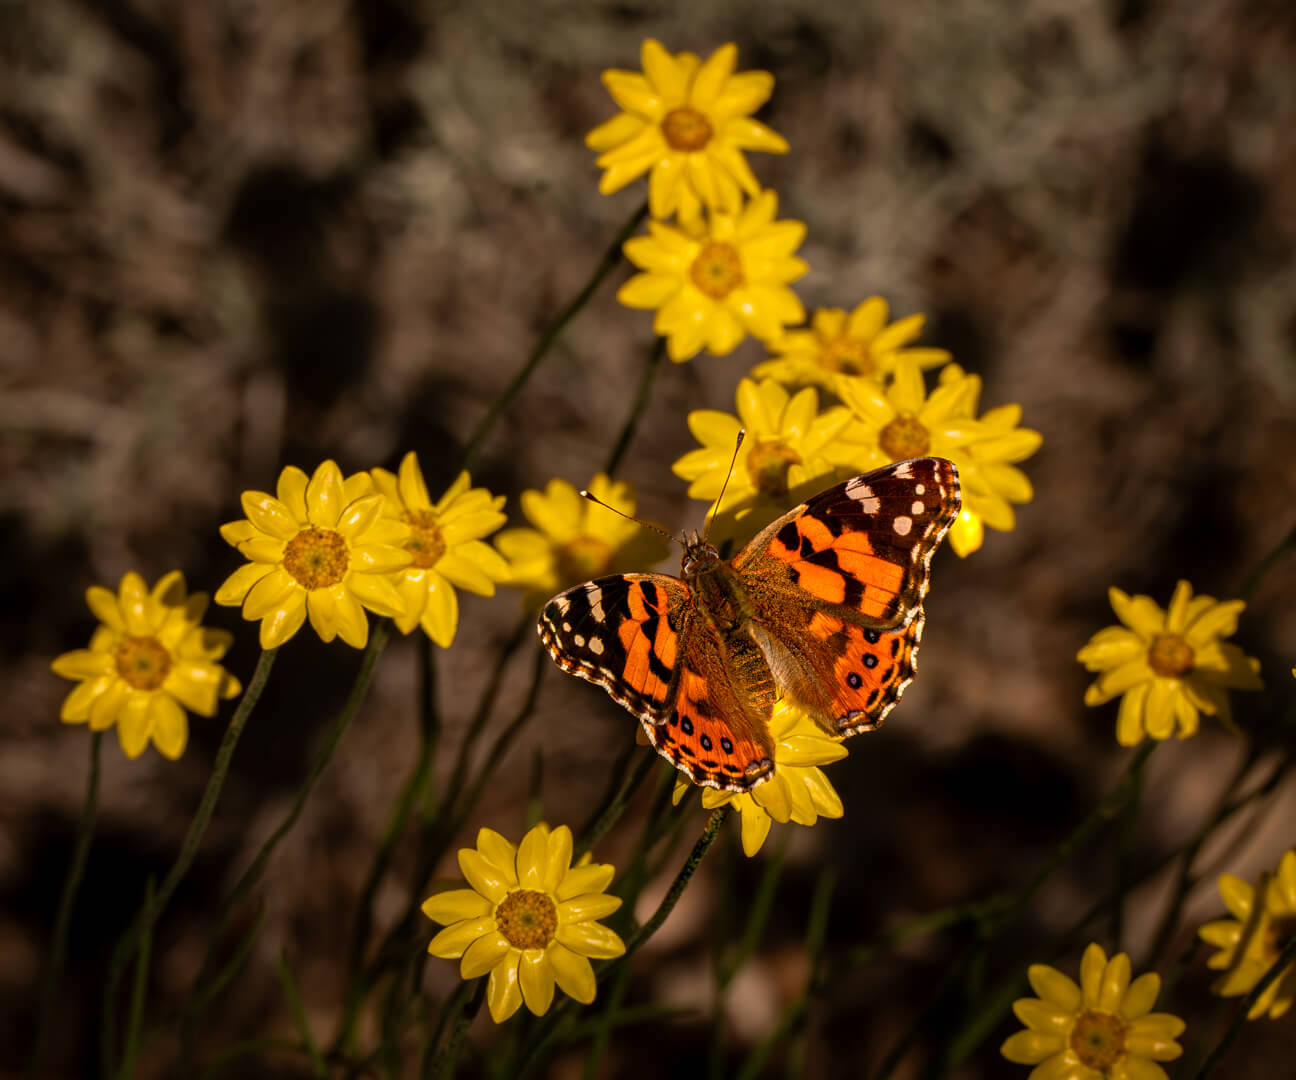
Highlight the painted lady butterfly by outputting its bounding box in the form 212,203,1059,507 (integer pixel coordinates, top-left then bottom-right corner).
538,458,961,793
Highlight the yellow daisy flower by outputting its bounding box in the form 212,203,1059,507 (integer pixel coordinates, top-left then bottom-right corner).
587,39,789,223
1198,849,1296,1019
671,377,852,546
495,473,671,611
1077,580,1263,746
672,700,846,857
751,297,952,389
1001,942,1185,1080
617,189,807,362
215,460,411,650
423,822,625,1023
51,571,241,760
832,359,1041,557
369,452,508,647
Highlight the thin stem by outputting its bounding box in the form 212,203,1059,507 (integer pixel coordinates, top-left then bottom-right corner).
1194,935,1296,1078
117,877,155,1080
1240,518,1296,600
27,731,102,1080
623,807,731,959
102,646,277,1075
459,202,648,474
423,978,486,1079
181,625,389,1054
604,337,666,478
277,950,326,1078
575,746,657,859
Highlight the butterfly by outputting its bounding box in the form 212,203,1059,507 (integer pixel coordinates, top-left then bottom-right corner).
537,457,961,793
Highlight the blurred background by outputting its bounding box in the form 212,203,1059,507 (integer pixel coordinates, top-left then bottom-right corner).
4,0,1296,1076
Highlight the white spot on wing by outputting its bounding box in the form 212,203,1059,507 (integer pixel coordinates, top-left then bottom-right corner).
915,484,925,495
893,461,914,479
585,583,605,621
588,637,604,655
573,634,586,647
912,500,925,515
893,516,913,536
562,622,572,632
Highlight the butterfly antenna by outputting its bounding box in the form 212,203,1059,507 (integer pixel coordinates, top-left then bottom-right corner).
578,489,681,546
701,428,745,546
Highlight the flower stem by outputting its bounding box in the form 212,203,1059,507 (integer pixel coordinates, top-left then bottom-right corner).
101,646,277,1076
575,743,657,859
459,201,648,474
423,978,485,1079
604,337,666,478
179,624,388,1057
26,731,102,1080
1194,934,1296,1078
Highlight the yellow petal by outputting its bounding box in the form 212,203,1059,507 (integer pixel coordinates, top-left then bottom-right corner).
1080,942,1108,1007
515,823,551,889
428,916,495,960
459,848,511,903
215,562,276,606
556,862,615,901
555,921,625,959
1121,972,1161,1020
117,693,152,758
558,894,622,925
1012,998,1073,1034
149,693,188,759
305,460,345,528
461,932,511,980
258,591,307,649
1217,874,1254,920
739,802,772,856
476,829,520,883
331,588,369,649
1097,951,1131,1012
547,942,596,1004
1000,1030,1064,1065
276,466,310,520
1109,587,1166,637
1114,681,1150,745
1143,680,1177,740
518,950,555,1016
422,889,493,925
90,680,127,731
241,492,300,542
486,950,523,1023
1027,965,1081,1011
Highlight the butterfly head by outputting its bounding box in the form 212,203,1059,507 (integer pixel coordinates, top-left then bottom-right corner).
680,529,722,578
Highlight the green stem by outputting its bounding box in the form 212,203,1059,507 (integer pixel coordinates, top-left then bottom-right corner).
459,201,648,474
102,646,277,1075
423,978,486,1079
1195,935,1296,1078
117,877,155,1079
604,337,666,478
27,731,102,1080
575,745,657,859
1240,519,1296,599
181,625,388,1055
276,950,326,1078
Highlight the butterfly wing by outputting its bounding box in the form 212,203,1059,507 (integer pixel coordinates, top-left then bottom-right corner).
539,574,776,792
734,457,960,736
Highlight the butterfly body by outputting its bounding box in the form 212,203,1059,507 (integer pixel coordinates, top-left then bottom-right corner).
539,458,961,793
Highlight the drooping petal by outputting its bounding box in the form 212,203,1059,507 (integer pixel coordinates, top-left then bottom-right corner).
422,889,493,925
547,942,596,1004
518,949,556,1016
556,920,626,959
486,950,523,1023
461,931,512,979
427,916,495,960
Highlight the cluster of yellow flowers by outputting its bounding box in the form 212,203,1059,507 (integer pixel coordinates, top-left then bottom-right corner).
45,38,1293,1045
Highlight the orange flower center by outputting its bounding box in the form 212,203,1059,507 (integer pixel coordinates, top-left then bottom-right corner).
1147,633,1194,678
404,509,446,569
878,414,931,460
661,106,713,152
746,438,802,497
819,337,877,376
1069,1009,1126,1071
283,527,349,590
689,241,744,300
495,889,558,950
114,635,172,691
558,536,613,584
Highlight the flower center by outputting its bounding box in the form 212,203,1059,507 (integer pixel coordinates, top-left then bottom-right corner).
1147,633,1194,678
689,241,744,300
557,536,613,584
1069,1009,1127,1071
661,106,713,152
820,338,877,376
282,527,350,590
878,414,931,459
114,635,172,691
404,509,446,569
745,438,802,497
495,889,558,950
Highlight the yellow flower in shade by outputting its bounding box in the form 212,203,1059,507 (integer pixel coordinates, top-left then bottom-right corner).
832,360,1041,557
672,700,846,856
50,571,241,760
672,377,852,546
587,39,789,223
495,473,671,610
1077,580,1263,746
370,453,509,647
216,460,411,650
617,189,807,362
1198,850,1296,1019
1001,942,1185,1080
423,823,625,1023
751,298,952,389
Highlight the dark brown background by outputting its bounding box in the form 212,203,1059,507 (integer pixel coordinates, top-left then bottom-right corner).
4,1,1296,1076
